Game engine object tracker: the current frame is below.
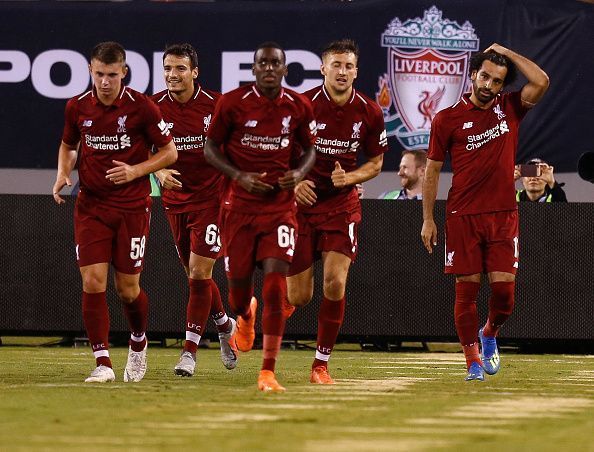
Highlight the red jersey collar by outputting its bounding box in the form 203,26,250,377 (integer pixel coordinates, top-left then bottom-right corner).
166,84,202,104
460,92,501,111
91,84,127,107
321,84,356,105
252,84,285,101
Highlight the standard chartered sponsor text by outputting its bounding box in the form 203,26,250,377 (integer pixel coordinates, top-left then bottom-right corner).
466,124,506,151
241,133,282,151
173,135,204,151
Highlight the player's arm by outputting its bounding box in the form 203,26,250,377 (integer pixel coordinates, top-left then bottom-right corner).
332,154,383,188
421,158,443,254
53,141,78,204
204,137,273,193
485,43,549,108
106,141,178,185
278,144,316,190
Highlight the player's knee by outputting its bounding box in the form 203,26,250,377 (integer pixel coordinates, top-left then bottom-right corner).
81,274,107,294
115,284,141,304
490,281,515,314
323,273,346,300
188,266,212,280
288,289,312,308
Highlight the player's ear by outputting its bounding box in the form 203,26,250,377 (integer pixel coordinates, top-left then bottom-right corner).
252,63,256,75
192,67,199,79
470,70,477,81
122,64,129,77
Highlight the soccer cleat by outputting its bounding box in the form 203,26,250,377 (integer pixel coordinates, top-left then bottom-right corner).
236,297,257,352
218,317,238,370
282,298,296,320
257,370,286,392
174,351,196,377
123,342,147,382
310,366,335,385
465,361,485,381
84,365,115,383
479,327,501,375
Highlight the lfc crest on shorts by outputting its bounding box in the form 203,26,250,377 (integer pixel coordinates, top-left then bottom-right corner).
376,6,479,149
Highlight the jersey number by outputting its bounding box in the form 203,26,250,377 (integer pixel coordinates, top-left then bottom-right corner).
205,224,221,246
130,236,146,260
277,225,295,249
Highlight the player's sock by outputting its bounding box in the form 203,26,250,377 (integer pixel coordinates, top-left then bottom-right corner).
229,285,254,319
184,278,213,354
122,289,148,352
262,335,282,372
261,272,287,371
209,279,231,333
82,291,112,368
483,281,515,337
454,281,481,368
312,296,345,369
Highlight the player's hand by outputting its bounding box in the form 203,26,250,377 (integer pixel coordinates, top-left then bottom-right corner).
52,173,72,205
539,163,555,187
156,168,183,191
106,160,141,185
514,165,521,181
278,169,304,190
294,180,317,206
421,219,438,254
237,172,274,194
484,43,508,55
331,161,348,188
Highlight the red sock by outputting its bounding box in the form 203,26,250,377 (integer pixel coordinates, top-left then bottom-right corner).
483,281,515,337
122,289,148,352
313,297,345,369
82,291,112,368
209,279,230,333
262,335,282,372
261,272,287,337
228,285,253,319
184,278,213,354
454,281,481,368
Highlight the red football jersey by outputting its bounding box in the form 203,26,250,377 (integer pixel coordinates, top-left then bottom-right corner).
62,86,172,210
301,85,388,214
428,91,529,217
207,84,317,214
152,85,223,213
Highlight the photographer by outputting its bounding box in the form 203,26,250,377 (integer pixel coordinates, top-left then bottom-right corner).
515,158,567,202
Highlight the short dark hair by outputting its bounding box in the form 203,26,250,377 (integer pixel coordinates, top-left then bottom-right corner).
526,157,547,165
468,50,517,86
163,43,199,69
91,41,126,65
321,39,360,62
253,41,286,64
402,150,427,167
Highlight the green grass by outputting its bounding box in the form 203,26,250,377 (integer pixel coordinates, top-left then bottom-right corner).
1,342,593,451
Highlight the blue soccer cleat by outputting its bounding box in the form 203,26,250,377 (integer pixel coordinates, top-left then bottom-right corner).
465,361,485,381
479,327,500,375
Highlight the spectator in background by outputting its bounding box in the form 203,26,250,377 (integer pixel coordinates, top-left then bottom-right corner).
515,158,567,202
379,150,426,199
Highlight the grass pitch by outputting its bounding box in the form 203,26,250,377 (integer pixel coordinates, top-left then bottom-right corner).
1,341,593,452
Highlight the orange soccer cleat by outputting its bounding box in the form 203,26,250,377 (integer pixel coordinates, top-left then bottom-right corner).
282,298,296,320
257,370,286,392
310,366,335,385
235,297,257,352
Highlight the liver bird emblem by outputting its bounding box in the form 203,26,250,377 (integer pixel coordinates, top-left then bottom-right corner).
418,86,445,129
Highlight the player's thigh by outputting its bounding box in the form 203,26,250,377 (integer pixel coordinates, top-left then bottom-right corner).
321,251,351,299
221,210,256,280
484,210,519,275
165,211,191,268
188,207,223,261
255,211,298,264
74,200,114,268
79,262,110,293
112,208,151,275
189,252,216,280
317,207,361,262
444,215,483,275
287,266,314,306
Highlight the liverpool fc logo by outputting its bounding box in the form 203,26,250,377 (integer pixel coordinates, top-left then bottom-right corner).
117,115,127,133
376,6,479,149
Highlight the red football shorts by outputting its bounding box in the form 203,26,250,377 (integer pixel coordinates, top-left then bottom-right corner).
74,196,152,274
288,205,361,276
165,206,222,267
221,209,297,279
444,210,519,275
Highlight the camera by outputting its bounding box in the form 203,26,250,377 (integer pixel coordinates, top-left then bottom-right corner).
519,164,541,177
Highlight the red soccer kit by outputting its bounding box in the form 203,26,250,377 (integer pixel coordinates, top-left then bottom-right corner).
207,84,317,278
289,85,388,275
152,86,223,263
428,91,529,274
62,85,172,272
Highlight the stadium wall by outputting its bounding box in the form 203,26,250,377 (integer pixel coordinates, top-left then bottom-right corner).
1,195,592,346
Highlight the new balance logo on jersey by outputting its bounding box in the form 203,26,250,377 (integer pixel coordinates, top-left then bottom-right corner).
158,119,171,136
244,120,258,127
203,114,212,132
462,121,473,129
286,248,294,257
500,120,509,134
117,115,127,133
82,120,93,127
351,121,362,139
493,105,506,120
314,122,325,132
120,134,131,149
446,251,455,267
379,129,388,147
134,260,142,268
281,115,292,134
210,245,221,253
